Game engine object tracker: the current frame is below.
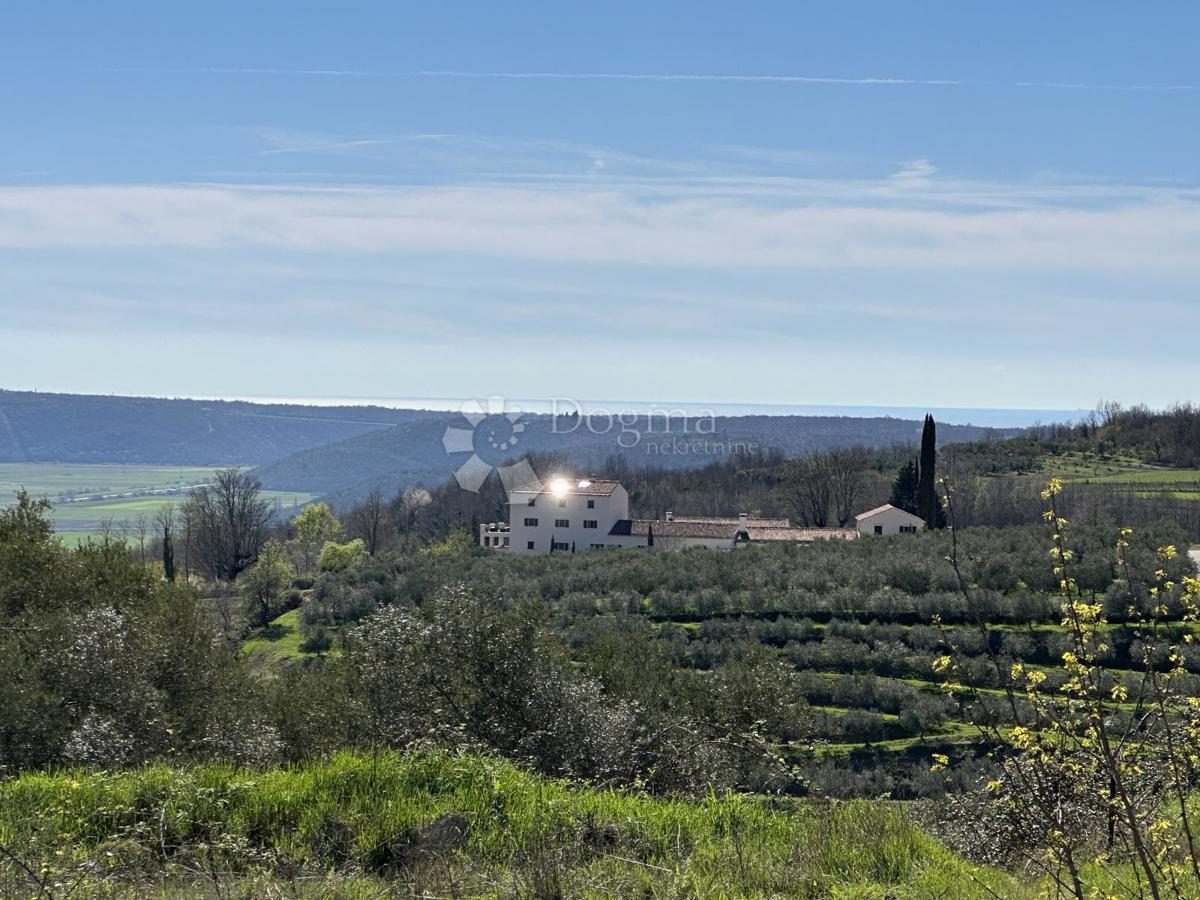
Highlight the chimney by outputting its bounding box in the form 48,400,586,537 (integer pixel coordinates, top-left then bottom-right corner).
665,510,674,522
734,512,751,544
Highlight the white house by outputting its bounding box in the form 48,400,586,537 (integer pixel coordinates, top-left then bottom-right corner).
494,478,638,554
854,503,926,536
479,476,859,554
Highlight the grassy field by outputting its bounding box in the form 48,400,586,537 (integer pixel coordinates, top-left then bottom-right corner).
1040,449,1148,480
242,606,341,666
0,462,316,543
1043,450,1200,482
0,749,1023,899
1039,451,1200,499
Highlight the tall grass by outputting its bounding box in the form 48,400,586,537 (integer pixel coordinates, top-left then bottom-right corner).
0,749,1018,898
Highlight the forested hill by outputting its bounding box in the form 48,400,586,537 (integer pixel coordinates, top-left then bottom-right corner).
0,390,426,465
0,390,1020,499
943,402,1200,474
254,412,1014,502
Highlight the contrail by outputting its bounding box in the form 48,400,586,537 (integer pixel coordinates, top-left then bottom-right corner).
417,69,1200,92
198,67,371,76
419,70,970,86
98,67,1200,92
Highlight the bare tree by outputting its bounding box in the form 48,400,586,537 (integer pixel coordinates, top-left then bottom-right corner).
183,468,274,581
154,504,177,581
132,514,150,563
349,485,390,556
787,455,831,527
828,447,870,526
181,501,195,581
392,488,432,535
96,516,120,546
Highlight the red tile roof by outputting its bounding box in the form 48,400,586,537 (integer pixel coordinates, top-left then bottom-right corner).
854,503,923,522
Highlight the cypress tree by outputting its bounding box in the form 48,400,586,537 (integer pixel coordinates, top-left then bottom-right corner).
162,524,176,582
916,414,945,529
890,459,920,515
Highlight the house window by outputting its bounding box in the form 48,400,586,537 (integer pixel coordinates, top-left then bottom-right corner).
587,499,595,508
527,498,536,507
590,543,604,549
482,536,490,547
558,498,567,508
583,520,597,529
899,525,917,534
502,536,509,546
552,541,570,551
524,517,538,527
527,540,535,550
555,518,569,528
874,525,884,535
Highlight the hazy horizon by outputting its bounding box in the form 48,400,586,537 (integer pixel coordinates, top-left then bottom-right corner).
0,386,1086,428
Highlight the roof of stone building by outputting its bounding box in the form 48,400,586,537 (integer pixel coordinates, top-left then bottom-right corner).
608,518,857,541
746,526,857,542
668,515,792,528
609,518,737,539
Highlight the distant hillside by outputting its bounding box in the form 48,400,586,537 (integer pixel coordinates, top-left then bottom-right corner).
943,403,1200,475
0,390,419,465
256,411,1015,502
0,390,1023,500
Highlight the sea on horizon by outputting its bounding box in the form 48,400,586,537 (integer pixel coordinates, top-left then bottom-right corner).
191,395,1085,429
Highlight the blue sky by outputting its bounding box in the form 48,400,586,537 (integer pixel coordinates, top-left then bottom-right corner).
2,1,1199,410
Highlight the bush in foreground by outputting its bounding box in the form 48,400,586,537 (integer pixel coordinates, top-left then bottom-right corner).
0,750,1017,899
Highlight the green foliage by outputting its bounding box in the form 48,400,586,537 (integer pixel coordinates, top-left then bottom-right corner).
343,587,751,791
933,479,1200,897
317,537,365,572
918,414,939,528
161,523,175,582
422,529,477,556
291,500,342,577
239,538,295,627
0,750,1017,899
0,492,264,772
891,458,919,515
270,521,1196,799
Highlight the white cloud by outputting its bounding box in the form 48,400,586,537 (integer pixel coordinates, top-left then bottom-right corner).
891,158,938,183
0,178,1198,275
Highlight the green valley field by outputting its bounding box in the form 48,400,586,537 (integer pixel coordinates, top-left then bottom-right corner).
0,462,315,543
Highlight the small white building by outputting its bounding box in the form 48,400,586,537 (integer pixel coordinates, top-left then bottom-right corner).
479,476,858,554
854,504,925,536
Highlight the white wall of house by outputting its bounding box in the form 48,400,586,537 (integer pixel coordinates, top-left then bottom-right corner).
489,479,887,553
856,505,925,536
507,482,631,554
